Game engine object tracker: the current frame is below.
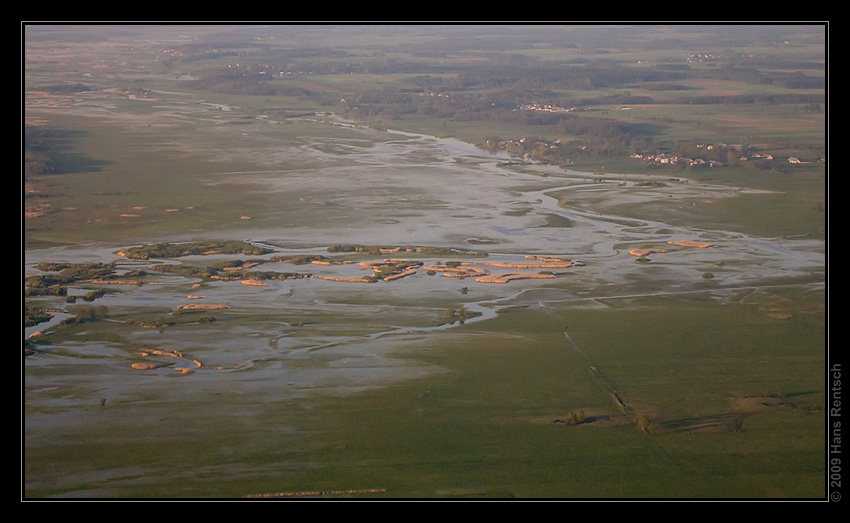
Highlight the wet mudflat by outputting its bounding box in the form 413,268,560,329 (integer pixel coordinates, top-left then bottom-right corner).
24,115,825,498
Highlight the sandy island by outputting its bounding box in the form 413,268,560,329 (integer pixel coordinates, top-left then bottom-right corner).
668,240,713,248
474,272,556,284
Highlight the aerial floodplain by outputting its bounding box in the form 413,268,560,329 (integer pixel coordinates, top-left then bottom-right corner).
24,24,827,499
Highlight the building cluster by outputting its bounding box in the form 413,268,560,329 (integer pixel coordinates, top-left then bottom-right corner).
630,152,724,168
629,143,799,168
515,102,575,113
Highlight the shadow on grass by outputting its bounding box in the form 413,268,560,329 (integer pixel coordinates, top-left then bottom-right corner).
25,127,113,175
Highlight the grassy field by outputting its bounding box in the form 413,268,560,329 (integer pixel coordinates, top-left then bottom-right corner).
23,24,827,500
293,288,825,499
24,289,825,498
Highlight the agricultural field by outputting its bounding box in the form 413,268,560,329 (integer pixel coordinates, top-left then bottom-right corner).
23,24,827,499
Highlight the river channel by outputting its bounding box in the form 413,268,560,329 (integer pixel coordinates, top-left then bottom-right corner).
25,124,824,382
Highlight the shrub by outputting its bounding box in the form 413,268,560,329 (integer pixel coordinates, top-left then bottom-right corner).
566,409,587,425
634,413,652,434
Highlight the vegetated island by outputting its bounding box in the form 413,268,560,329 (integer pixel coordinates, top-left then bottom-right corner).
26,241,577,310
117,240,274,260
32,238,716,298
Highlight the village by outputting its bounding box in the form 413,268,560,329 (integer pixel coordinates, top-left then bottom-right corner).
628,141,823,168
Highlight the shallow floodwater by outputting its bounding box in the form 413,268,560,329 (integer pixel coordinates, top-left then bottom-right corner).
24,120,825,498
25,121,825,382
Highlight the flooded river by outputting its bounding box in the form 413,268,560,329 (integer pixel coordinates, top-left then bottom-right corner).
25,122,825,371
23,119,825,498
